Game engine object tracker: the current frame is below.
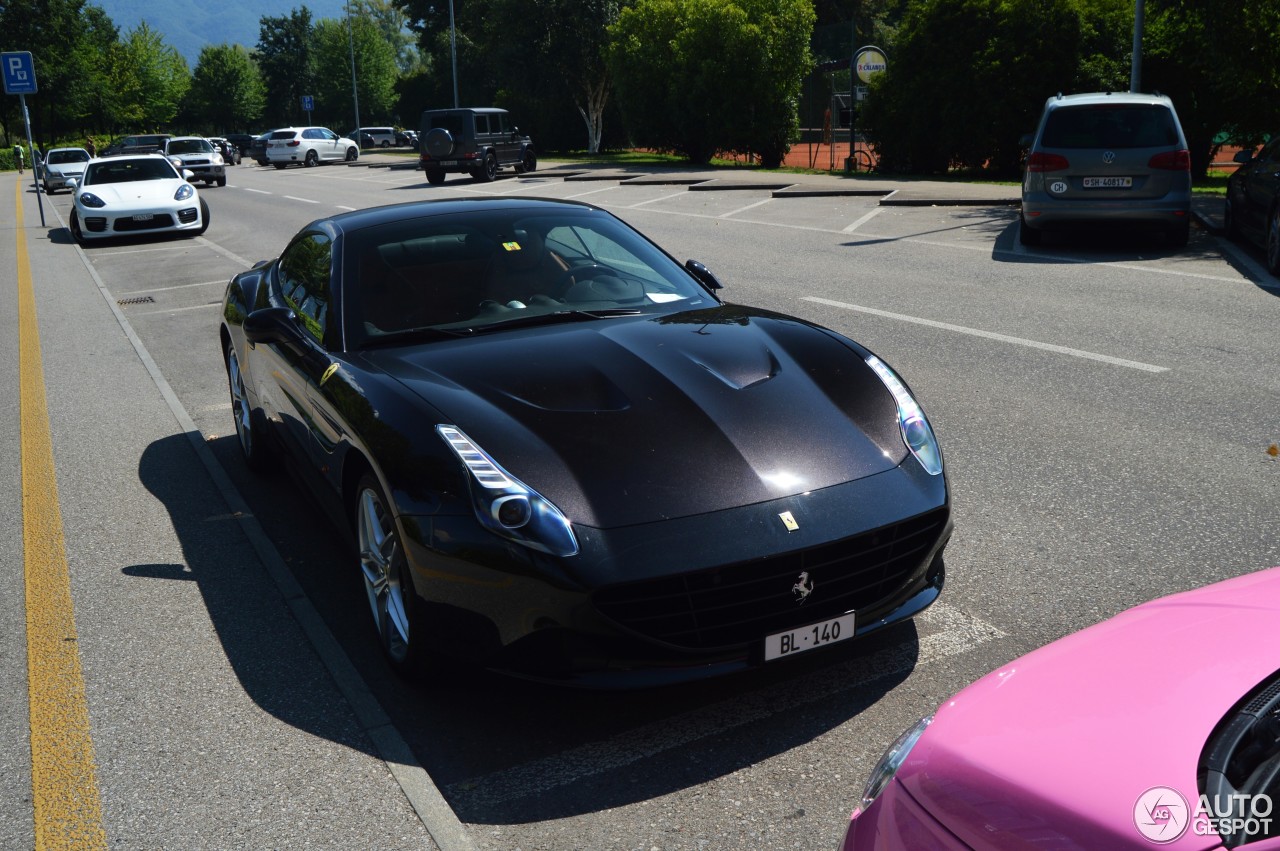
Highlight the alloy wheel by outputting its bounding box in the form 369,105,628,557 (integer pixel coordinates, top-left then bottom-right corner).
357,483,411,663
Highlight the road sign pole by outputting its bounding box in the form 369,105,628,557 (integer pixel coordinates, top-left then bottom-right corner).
20,93,46,227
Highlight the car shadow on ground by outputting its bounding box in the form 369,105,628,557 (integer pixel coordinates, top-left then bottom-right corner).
991,218,1221,264
133,430,923,823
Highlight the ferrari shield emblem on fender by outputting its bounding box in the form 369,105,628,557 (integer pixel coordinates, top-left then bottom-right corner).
778,511,799,532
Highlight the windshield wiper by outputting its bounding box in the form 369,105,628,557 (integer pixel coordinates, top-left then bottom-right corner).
473,308,644,332
360,325,476,347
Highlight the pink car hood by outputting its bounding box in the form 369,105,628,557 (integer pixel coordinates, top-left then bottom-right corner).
901,567,1280,850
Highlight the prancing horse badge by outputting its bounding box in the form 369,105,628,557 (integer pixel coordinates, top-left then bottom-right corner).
778,511,799,532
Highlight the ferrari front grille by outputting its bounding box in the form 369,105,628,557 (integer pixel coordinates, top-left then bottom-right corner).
592,508,948,650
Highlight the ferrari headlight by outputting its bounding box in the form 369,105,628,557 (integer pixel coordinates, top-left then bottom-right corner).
78,191,106,208
437,425,579,557
860,716,932,810
866,355,943,476
174,183,194,201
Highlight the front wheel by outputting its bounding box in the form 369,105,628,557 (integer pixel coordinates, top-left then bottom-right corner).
216,176,227,187
224,340,274,471
273,162,287,170
345,147,358,162
355,472,430,678
195,198,210,236
69,210,84,244
518,149,537,174
1224,197,1240,241
304,149,319,168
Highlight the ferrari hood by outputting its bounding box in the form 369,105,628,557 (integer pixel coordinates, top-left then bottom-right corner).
901,566,1280,849
367,306,909,528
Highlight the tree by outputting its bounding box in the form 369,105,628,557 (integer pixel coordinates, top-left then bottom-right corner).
313,16,398,128
106,22,190,130
353,0,422,75
861,0,1084,174
184,45,266,133
1144,0,1280,176
609,0,814,166
257,8,316,128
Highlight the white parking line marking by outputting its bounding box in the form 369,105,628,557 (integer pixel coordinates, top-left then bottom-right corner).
842,206,884,233
130,302,222,316
118,280,226,294
565,185,619,200
241,188,271,195
284,195,320,204
720,198,773,219
628,190,692,209
804,296,1170,373
335,205,357,211
1216,238,1280,290
444,603,1004,808
92,245,189,257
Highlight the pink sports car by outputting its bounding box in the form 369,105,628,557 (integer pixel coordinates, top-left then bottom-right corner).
842,566,1280,849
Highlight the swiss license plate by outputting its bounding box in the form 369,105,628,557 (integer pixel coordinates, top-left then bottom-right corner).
132,213,154,221
764,613,855,661
1083,176,1132,188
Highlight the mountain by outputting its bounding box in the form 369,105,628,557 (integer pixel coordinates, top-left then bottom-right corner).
96,0,351,65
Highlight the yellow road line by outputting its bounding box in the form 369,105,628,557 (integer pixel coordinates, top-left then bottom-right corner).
16,180,109,849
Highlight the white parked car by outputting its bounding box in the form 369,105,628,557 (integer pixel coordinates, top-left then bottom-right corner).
70,154,208,244
42,147,91,194
265,127,359,168
163,136,226,187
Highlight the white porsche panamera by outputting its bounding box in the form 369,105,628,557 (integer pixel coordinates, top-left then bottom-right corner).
70,154,209,243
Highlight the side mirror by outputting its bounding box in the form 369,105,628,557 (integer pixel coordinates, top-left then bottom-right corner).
182,169,195,181
685,259,724,290
244,306,302,345
1234,149,1255,165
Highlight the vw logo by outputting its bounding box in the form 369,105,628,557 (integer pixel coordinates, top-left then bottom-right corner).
791,571,814,604
1103,150,1116,164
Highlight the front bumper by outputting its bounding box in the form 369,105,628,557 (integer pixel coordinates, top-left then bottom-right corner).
841,781,971,850
76,204,202,238
401,459,951,686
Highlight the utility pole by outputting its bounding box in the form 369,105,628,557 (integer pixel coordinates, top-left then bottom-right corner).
1130,0,1145,93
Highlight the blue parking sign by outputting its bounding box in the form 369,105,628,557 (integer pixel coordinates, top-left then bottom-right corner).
301,95,314,111
1,51,38,95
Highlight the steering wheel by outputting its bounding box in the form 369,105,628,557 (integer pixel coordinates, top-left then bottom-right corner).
556,263,617,291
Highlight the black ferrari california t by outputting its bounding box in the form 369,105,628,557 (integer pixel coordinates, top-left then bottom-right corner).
219,197,952,686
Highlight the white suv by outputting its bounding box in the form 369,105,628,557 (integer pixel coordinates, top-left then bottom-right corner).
164,136,226,187
266,127,359,169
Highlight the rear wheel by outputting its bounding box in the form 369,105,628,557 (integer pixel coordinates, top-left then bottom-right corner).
1267,209,1280,275
475,152,498,182
355,472,431,678
1224,197,1240,241
426,169,446,185
1167,220,1190,248
1018,213,1041,246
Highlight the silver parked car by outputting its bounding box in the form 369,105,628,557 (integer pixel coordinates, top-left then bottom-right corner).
41,147,91,194
1019,92,1192,248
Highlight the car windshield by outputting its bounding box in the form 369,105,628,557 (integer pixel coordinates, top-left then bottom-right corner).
346,208,712,346
47,150,90,164
1040,105,1180,149
83,158,178,185
169,140,214,154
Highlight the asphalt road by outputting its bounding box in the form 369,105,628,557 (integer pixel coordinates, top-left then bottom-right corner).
2,158,1278,851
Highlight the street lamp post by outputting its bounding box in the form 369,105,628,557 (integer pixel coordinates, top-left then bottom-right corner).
1130,0,1145,93
346,0,361,138
449,0,459,108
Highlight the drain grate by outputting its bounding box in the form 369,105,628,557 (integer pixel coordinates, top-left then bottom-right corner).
116,295,156,306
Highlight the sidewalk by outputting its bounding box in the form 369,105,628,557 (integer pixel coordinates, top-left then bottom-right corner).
349,151,1226,234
